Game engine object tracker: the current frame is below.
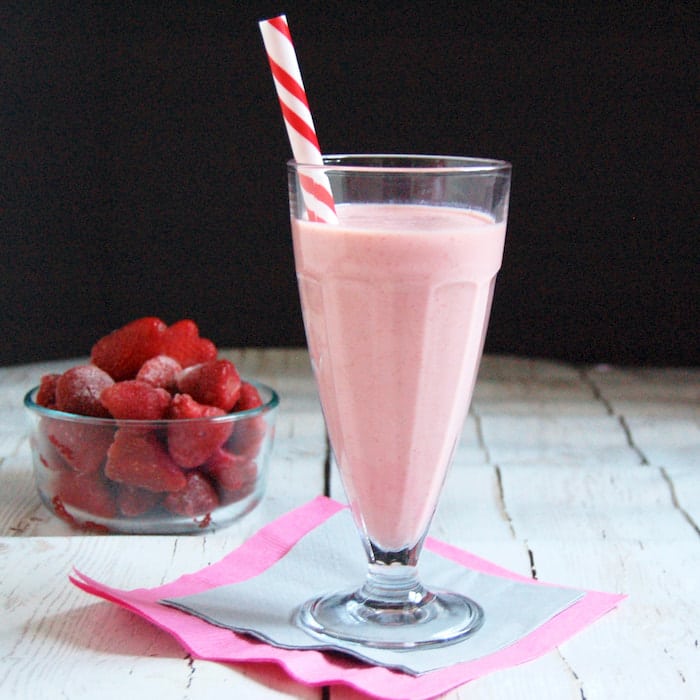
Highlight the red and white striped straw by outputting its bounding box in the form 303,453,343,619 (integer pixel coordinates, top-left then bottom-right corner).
258,14,338,223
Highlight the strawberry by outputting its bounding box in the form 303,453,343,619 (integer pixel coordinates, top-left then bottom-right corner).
166,393,233,467
220,480,256,504
36,373,60,409
38,444,68,472
45,419,115,474
163,471,219,517
51,469,117,519
116,484,162,517
100,380,171,420
234,381,263,411
176,359,242,412
230,415,268,459
90,317,168,381
136,354,182,392
204,447,257,493
55,365,114,417
105,428,187,492
160,320,217,369
33,418,69,471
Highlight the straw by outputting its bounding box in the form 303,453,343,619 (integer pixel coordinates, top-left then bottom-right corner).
258,14,338,223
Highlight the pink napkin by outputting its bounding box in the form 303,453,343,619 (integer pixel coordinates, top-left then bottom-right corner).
70,496,625,699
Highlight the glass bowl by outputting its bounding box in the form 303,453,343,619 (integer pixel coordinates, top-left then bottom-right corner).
24,380,279,534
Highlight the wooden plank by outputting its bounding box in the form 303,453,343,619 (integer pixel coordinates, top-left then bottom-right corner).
1,349,328,698
0,449,71,537
0,535,321,699
479,359,700,700
2,351,698,699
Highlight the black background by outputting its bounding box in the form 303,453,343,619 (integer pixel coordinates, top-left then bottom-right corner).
2,2,698,366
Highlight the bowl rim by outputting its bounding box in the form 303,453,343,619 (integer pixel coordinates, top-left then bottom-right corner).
24,378,280,425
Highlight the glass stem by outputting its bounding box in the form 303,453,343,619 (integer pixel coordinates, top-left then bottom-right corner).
359,539,433,610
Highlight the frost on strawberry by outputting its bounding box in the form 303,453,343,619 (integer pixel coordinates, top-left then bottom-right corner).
51,470,117,519
230,415,268,459
166,394,233,468
33,418,69,471
176,359,242,412
204,447,256,491
90,317,168,381
163,471,219,517
45,419,115,474
55,365,114,417
116,484,162,517
136,355,182,392
204,447,258,502
100,380,171,420
105,428,187,492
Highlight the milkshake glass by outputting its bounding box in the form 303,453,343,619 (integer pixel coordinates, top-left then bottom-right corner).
289,155,511,648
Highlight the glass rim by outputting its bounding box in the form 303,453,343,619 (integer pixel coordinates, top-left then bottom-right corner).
23,378,280,426
288,154,511,174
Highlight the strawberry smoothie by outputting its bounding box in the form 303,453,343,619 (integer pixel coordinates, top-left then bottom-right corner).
293,203,506,552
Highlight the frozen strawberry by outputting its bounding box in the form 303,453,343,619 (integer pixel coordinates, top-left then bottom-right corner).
38,443,68,472
176,359,241,412
230,416,268,459
51,469,117,519
204,447,258,493
234,382,263,411
90,317,167,381
166,393,233,468
136,354,182,392
163,471,219,517
105,428,187,492
36,373,60,409
160,320,217,369
45,419,115,473
220,478,257,504
32,419,69,471
116,484,162,517
55,365,114,417
100,380,171,420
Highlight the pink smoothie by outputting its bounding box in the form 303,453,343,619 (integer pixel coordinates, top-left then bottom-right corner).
292,203,506,552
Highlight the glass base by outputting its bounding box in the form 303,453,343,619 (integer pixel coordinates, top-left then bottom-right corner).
297,587,484,649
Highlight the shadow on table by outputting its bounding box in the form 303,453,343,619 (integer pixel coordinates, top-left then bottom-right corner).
39,601,322,697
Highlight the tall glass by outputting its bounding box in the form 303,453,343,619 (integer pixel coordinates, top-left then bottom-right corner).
289,155,511,648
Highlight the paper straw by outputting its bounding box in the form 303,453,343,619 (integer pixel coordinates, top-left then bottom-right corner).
259,14,338,223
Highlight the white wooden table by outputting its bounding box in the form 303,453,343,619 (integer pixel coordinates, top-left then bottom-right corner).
1,348,698,699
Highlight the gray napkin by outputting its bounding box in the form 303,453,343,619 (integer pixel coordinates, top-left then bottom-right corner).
162,511,583,675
